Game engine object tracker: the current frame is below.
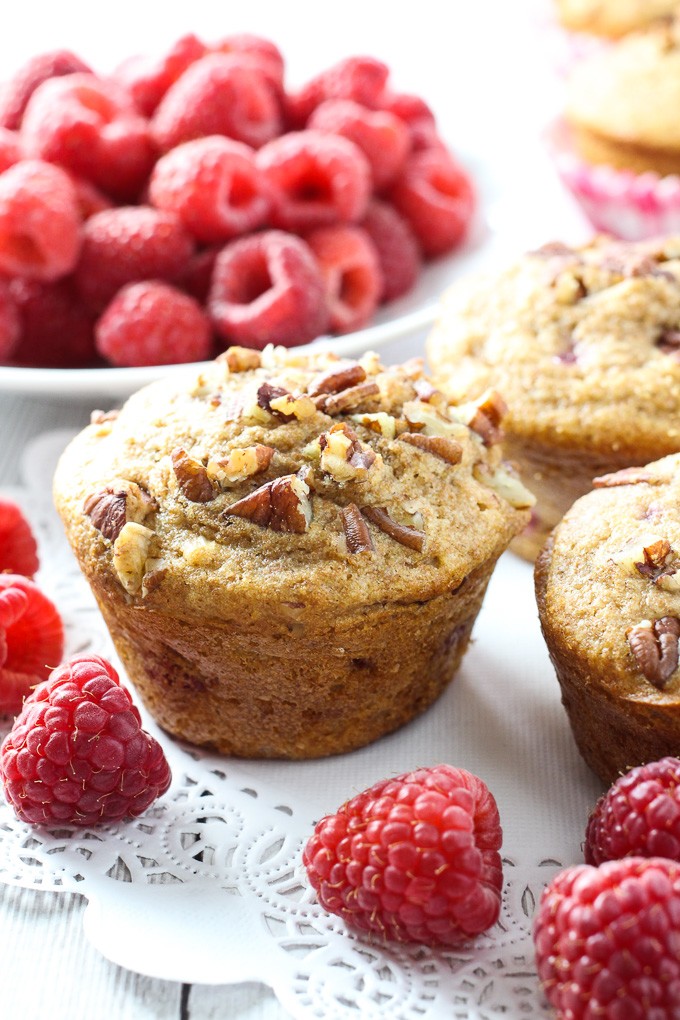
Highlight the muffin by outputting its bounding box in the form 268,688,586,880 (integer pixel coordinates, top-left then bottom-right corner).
535,452,680,784
555,0,677,39
426,234,680,561
53,346,532,759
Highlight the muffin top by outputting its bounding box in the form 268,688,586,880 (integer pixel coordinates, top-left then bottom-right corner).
426,235,680,455
536,453,680,703
53,347,532,615
555,0,677,38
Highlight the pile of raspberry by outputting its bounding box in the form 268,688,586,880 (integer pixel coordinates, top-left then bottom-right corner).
0,37,475,368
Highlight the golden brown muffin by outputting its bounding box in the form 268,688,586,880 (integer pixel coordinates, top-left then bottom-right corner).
555,0,677,39
565,17,680,176
426,235,680,561
53,346,532,759
535,453,680,784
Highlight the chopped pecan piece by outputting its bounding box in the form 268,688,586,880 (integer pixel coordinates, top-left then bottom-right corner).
224,473,312,533
90,408,120,425
599,249,674,280
316,381,380,415
635,538,677,582
627,617,680,689
218,346,262,372
171,448,215,503
317,422,376,480
84,488,127,542
528,241,577,259
474,464,536,509
207,444,275,486
340,503,374,553
413,379,439,403
257,382,295,420
657,328,680,356
269,391,316,420
593,467,655,488
399,432,463,464
361,505,425,552
465,390,507,446
112,522,155,595
307,361,366,397
350,412,397,440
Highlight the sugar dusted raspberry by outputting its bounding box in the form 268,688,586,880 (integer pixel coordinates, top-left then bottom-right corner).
0,654,171,825
0,49,91,130
389,149,475,258
0,280,20,360
0,574,64,715
208,229,328,349
8,277,96,368
22,73,156,201
303,764,503,946
286,55,389,128
95,280,212,367
361,198,422,302
0,500,39,578
149,135,271,244
114,34,207,117
305,224,382,334
534,857,680,1019
308,99,410,191
0,159,81,281
257,129,371,232
75,205,194,312
151,53,282,153
0,127,24,173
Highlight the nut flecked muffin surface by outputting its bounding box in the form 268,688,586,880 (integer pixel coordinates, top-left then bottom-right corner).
535,453,680,784
54,346,532,759
427,235,680,559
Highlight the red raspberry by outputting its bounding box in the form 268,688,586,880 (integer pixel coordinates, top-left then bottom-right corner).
585,757,680,866
257,130,371,232
212,34,285,99
305,224,382,334
75,205,195,312
0,500,39,577
177,245,220,303
308,99,410,191
70,176,114,220
0,280,20,360
0,159,81,281
0,654,171,826
151,53,282,153
0,127,24,173
533,857,680,1019
21,74,156,201
360,198,422,302
0,50,91,130
286,55,390,128
303,764,503,947
149,135,271,244
208,229,329,349
8,277,96,368
378,91,436,129
0,574,64,715
95,280,212,367
389,149,476,258
114,34,207,117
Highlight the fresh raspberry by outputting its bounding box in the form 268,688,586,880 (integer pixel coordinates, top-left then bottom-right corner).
208,229,329,349
360,198,422,302
0,50,91,130
8,277,96,368
0,279,20,360
0,654,171,825
75,205,194,312
177,245,220,303
303,764,503,947
378,91,436,129
0,500,39,577
212,34,285,101
113,34,207,117
533,857,680,1019
305,224,382,334
0,574,64,715
151,53,282,153
0,159,81,281
308,99,410,191
0,127,24,173
585,757,680,866
70,176,114,220
257,129,371,232
389,149,476,258
286,56,390,128
95,280,212,367
149,135,271,244
21,73,156,201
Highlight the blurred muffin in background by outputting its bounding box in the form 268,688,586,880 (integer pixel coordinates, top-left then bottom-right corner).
555,0,678,39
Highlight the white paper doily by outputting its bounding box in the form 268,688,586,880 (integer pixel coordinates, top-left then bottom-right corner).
0,429,606,1018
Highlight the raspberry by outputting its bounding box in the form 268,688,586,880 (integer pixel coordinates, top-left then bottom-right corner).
177,245,220,303
305,224,382,334
361,198,422,302
0,500,39,577
302,764,503,946
75,205,194,312
151,53,282,153
8,277,96,368
95,280,212,367
22,73,156,201
585,757,680,866
0,127,24,173
70,176,114,220
389,149,476,258
0,159,81,281
308,99,410,191
286,56,390,129
0,574,64,715
0,50,91,130
257,130,371,232
533,857,680,1019
149,135,271,244
378,91,436,129
208,229,329,349
114,34,207,117
212,34,285,99
0,279,20,360
0,654,171,825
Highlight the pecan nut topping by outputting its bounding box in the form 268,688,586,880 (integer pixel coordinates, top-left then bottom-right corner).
218,346,262,372
307,361,366,398
171,448,215,503
593,467,655,488
315,381,380,415
361,505,425,552
257,382,295,420
656,328,680,356
627,617,680,689
84,488,127,542
90,408,120,425
340,503,374,554
399,432,463,465
224,473,312,533
634,538,677,582
207,444,274,487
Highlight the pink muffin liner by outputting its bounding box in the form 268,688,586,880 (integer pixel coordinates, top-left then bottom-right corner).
546,119,680,240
